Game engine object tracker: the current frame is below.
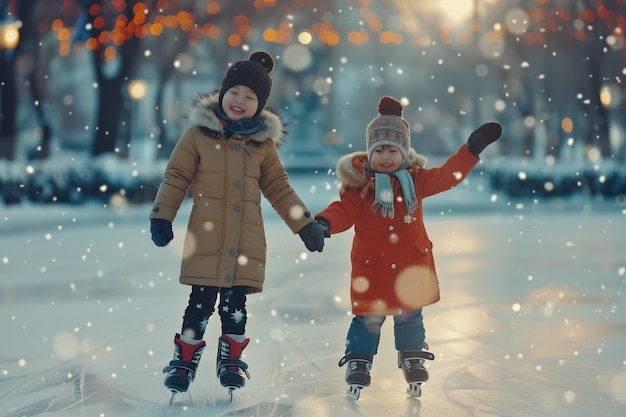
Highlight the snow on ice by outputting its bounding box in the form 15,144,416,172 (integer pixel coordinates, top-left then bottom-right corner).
1,173,626,417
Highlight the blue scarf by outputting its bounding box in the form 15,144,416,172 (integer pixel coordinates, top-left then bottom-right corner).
214,106,265,137
371,169,417,219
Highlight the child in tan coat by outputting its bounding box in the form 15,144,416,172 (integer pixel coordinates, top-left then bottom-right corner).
149,51,325,398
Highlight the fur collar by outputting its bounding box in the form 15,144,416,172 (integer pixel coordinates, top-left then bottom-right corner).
336,149,428,188
184,91,286,146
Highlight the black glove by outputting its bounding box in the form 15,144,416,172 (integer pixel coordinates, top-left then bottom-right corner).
298,221,325,252
466,122,502,156
316,217,331,238
150,218,173,247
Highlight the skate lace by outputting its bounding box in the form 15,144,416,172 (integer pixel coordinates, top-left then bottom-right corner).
191,347,203,364
349,359,371,375
219,340,230,360
402,358,424,372
168,342,204,376
177,342,204,364
218,340,233,372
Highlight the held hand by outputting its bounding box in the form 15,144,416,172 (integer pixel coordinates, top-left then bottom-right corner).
298,221,325,252
150,218,173,247
316,217,331,238
466,122,502,156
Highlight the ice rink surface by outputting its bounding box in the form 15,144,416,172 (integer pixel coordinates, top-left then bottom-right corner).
2,173,625,416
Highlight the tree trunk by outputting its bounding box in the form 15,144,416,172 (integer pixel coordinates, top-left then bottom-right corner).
90,1,142,156
0,0,37,160
0,54,17,160
91,70,127,156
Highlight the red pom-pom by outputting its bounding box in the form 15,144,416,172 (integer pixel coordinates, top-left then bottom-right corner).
377,96,402,116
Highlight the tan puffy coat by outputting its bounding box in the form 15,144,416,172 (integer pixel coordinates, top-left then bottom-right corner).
150,92,314,294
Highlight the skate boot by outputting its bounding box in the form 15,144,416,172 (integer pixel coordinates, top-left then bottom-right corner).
162,333,206,393
338,352,373,400
216,335,251,400
398,345,435,397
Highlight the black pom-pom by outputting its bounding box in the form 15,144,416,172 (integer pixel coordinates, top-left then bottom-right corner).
249,51,274,74
377,96,402,116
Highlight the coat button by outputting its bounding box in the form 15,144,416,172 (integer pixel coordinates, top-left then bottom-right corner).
424,247,429,252
365,259,370,264
235,181,241,187
389,225,394,231
391,263,397,269
225,276,231,282
234,144,241,150
397,309,403,314
229,250,235,256
234,205,240,212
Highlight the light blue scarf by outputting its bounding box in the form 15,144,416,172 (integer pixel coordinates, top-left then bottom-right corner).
371,169,417,219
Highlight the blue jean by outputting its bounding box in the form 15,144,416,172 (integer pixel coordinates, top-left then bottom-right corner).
345,309,426,355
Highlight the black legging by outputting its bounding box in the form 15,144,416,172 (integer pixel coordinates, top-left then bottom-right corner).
181,285,247,339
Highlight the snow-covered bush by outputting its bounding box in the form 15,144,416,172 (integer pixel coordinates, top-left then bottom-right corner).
0,154,166,206
2,154,624,206
486,158,626,199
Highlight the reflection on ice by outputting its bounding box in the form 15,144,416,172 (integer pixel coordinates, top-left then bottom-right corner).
1,202,625,416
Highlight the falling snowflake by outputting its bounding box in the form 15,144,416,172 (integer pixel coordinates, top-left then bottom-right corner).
195,303,203,309
403,215,414,224
379,189,393,203
231,309,245,323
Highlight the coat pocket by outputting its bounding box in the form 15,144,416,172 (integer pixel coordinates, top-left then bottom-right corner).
351,251,380,301
352,251,379,267
413,239,436,283
415,239,433,256
185,197,223,256
393,239,439,309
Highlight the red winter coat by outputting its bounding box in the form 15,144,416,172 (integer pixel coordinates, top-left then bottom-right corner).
316,145,478,316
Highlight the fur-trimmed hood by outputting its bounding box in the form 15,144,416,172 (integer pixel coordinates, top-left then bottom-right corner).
184,91,286,146
336,148,428,188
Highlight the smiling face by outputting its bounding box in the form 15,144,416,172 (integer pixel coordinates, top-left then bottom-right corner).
370,144,404,173
220,85,259,120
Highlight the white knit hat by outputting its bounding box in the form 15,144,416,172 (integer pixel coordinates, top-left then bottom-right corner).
366,96,410,161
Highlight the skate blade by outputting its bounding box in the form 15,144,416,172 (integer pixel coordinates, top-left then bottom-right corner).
347,384,363,400
224,385,241,402
168,390,192,407
407,382,422,398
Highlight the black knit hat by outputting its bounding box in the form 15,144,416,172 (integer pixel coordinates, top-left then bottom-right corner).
218,51,274,116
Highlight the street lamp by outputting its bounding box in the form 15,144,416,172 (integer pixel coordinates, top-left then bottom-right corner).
128,79,147,101
0,21,19,50
127,79,152,162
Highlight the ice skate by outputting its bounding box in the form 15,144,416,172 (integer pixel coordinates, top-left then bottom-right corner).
338,353,373,400
216,335,251,401
398,346,435,397
162,333,206,394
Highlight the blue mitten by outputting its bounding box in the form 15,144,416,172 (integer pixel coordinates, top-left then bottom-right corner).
150,219,173,247
466,122,502,156
298,221,325,252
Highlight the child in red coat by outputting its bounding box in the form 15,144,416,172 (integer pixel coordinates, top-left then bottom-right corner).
316,96,501,399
